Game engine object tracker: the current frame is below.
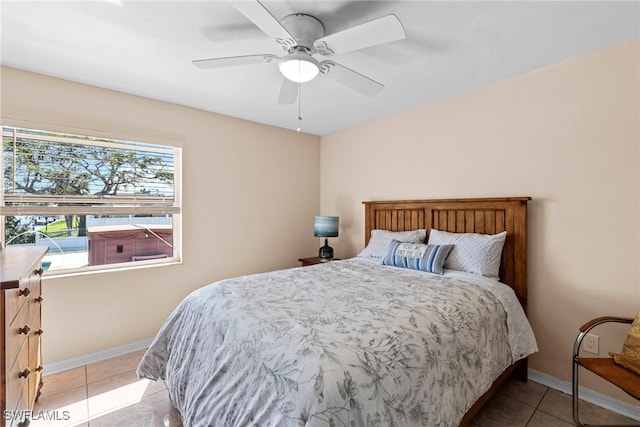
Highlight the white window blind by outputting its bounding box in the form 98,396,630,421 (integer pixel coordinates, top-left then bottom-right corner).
2,127,181,216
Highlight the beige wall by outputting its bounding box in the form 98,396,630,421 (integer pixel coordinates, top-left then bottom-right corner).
0,66,321,363
321,40,640,403
2,39,639,405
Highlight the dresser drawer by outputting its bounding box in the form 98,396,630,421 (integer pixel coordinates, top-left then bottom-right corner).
4,287,29,329
5,268,42,326
6,380,29,427
5,340,30,420
5,280,40,373
27,279,42,325
28,313,44,407
6,379,28,427
5,303,30,374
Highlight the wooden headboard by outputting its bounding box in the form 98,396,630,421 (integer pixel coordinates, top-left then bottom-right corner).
363,197,531,311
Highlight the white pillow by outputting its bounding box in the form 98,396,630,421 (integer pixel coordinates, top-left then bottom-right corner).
357,229,427,259
427,229,507,279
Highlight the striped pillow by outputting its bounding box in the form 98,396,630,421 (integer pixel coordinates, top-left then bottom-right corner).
382,240,453,275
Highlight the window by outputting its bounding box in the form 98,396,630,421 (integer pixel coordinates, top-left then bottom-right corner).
1,126,182,275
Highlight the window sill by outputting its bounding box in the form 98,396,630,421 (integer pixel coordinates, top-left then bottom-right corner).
42,257,182,280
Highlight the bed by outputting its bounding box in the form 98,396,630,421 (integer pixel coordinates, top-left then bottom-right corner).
137,197,536,427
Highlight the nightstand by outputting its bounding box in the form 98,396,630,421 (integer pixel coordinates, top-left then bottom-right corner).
298,257,340,267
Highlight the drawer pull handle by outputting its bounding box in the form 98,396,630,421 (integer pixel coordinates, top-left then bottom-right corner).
35,328,44,336
35,268,44,276
19,324,31,335
19,368,31,379
19,287,31,297
35,296,44,303
36,365,44,373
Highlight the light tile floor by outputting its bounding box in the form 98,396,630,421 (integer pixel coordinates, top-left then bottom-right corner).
29,350,638,427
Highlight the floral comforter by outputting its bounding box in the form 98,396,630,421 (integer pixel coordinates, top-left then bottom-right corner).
137,258,537,427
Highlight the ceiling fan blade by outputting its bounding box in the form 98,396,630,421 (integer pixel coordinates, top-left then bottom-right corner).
192,54,277,70
230,1,295,51
277,77,298,105
314,14,406,56
320,61,384,96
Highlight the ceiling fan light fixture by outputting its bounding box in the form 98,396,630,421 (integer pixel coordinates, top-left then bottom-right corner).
278,53,319,83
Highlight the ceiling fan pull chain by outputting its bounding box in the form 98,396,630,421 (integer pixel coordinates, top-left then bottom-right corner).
298,75,302,121
297,81,302,132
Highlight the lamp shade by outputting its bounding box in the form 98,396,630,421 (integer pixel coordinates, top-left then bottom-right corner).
314,216,339,237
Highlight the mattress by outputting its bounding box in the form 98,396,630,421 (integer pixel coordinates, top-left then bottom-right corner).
137,258,537,427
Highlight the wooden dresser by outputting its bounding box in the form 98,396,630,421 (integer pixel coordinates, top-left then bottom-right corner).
0,247,48,427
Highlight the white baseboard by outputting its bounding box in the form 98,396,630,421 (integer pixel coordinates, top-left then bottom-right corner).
43,338,153,376
529,369,639,421
43,345,638,422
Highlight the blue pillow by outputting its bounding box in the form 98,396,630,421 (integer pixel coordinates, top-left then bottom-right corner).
382,240,453,275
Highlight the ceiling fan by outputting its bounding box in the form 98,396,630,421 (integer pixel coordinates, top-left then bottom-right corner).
192,1,406,105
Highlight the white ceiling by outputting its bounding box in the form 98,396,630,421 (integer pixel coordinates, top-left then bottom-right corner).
1,1,638,136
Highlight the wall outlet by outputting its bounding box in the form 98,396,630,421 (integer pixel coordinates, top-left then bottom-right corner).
584,334,599,355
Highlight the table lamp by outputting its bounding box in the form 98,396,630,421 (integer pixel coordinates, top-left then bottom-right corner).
314,216,339,262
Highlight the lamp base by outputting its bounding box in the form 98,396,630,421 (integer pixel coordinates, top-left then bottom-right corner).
318,238,334,262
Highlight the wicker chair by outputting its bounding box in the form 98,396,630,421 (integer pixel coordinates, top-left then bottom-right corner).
572,316,640,427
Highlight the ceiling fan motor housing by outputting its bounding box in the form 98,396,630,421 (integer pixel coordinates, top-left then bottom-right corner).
280,14,324,53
